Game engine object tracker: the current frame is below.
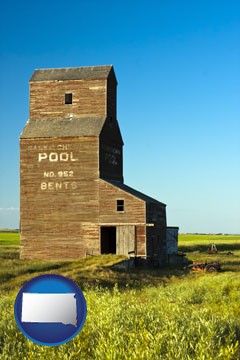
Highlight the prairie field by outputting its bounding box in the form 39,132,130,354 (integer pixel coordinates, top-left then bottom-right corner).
0,232,240,359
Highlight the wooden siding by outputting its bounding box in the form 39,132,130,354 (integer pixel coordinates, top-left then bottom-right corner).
81,224,100,256
135,225,146,256
166,227,179,255
20,137,100,259
146,202,166,228
30,79,107,119
116,225,135,256
99,118,123,182
107,68,117,119
99,179,147,256
146,226,166,257
20,65,172,262
146,202,167,261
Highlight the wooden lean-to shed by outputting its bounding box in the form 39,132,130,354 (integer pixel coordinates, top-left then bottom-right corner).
20,65,177,262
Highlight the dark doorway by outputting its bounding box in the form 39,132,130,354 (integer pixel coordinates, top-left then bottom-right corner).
101,227,116,254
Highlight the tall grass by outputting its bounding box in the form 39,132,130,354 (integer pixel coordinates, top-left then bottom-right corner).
0,233,240,359
1,274,240,359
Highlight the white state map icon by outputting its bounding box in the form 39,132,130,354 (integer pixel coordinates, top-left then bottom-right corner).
21,293,77,327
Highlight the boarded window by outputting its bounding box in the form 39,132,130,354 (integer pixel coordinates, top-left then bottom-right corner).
117,199,124,212
65,93,72,104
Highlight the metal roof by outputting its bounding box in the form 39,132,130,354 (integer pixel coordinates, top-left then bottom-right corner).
30,65,114,82
20,117,106,138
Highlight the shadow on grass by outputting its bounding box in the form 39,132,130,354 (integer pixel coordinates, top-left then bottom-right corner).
0,248,19,259
0,272,16,283
20,262,65,274
0,248,191,291
0,263,69,287
2,247,237,293
221,260,240,272
74,260,188,291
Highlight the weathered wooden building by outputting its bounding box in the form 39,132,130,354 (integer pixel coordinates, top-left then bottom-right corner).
20,65,178,262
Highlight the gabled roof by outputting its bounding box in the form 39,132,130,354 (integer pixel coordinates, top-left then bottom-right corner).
30,65,114,82
105,180,166,206
20,117,106,139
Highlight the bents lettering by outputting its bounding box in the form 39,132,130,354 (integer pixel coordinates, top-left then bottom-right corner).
41,182,78,190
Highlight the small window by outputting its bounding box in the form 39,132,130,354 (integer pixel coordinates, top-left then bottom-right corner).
65,93,72,104
117,199,124,212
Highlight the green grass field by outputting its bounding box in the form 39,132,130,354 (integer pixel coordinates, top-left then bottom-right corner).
1,232,240,359
178,234,240,273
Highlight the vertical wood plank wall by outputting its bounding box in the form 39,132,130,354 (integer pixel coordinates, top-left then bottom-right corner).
116,225,135,256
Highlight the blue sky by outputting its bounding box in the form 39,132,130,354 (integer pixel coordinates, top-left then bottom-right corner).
0,0,239,233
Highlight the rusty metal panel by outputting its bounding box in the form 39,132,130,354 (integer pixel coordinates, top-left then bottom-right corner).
116,225,135,256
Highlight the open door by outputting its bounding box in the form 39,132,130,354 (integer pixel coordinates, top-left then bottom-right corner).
101,227,116,254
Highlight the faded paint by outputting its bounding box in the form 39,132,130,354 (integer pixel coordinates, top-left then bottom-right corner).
166,227,179,254
20,65,177,262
